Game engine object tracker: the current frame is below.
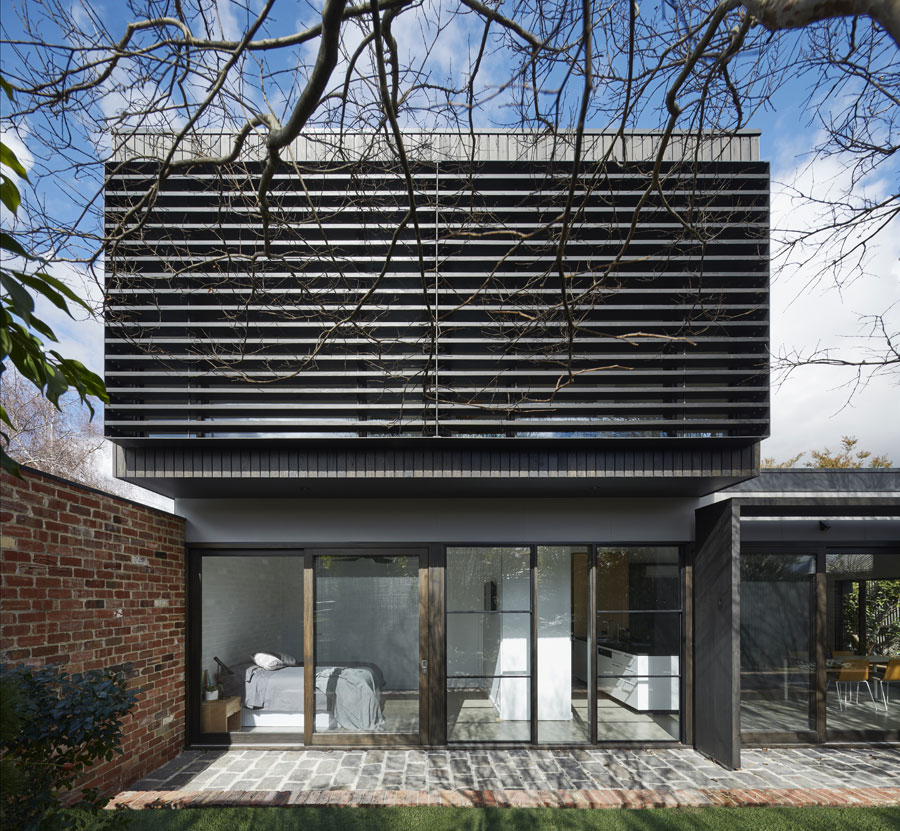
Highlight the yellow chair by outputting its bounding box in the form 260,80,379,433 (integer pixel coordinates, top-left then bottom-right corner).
835,660,876,710
875,660,900,711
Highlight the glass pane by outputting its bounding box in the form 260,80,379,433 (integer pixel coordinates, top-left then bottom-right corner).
537,547,590,743
446,547,531,611
596,677,680,741
597,547,680,610
200,555,303,735
447,612,530,677
447,676,531,742
740,553,815,734
315,554,419,734
826,552,900,733
446,546,533,742
596,612,682,661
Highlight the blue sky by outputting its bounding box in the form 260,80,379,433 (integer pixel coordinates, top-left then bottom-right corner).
2,0,898,474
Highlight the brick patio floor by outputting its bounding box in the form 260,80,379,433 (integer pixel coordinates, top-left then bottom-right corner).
106,746,900,810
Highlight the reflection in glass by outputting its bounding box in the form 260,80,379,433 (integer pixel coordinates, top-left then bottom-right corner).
200,555,303,735
739,553,815,734
595,546,681,742
826,553,900,733
446,547,530,611
447,612,530,677
315,555,419,734
596,612,681,660
597,547,680,611
446,547,532,742
537,547,590,743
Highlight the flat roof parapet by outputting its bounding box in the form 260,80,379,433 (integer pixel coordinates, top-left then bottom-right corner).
111,129,761,165
725,468,900,495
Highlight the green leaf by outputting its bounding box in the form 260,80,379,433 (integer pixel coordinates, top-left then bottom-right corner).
15,271,76,315
0,140,30,182
25,269,92,312
0,174,20,214
22,313,57,341
0,231,29,258
0,447,21,477
0,273,35,326
44,367,68,408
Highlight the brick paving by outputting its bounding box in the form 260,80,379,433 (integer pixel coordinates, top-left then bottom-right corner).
106,746,900,810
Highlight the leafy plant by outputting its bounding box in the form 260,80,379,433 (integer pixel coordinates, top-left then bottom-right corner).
1,76,108,477
0,664,138,831
840,580,900,656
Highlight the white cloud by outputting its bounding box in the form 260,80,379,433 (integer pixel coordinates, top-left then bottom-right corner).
763,145,900,464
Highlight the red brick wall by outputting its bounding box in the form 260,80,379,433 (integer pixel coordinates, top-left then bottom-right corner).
1,466,186,797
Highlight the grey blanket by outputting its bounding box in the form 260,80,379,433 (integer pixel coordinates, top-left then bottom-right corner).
244,662,384,730
315,667,385,731
244,664,306,711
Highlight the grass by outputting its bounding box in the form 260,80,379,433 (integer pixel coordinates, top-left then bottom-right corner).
73,805,900,830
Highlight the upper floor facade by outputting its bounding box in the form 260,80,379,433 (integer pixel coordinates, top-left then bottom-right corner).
104,130,769,497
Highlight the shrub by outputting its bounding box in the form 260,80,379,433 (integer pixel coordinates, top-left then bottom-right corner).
0,664,137,831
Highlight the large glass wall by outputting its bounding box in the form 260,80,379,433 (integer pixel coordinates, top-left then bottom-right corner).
826,552,900,735
446,545,682,744
595,547,681,741
199,554,304,736
739,553,816,735
315,554,420,735
739,548,899,740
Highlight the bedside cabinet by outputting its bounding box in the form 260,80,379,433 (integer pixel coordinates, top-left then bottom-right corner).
201,695,241,733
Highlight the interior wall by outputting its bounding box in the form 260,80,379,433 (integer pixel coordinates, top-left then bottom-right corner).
537,547,574,720
201,556,303,682
315,557,418,690
447,549,490,681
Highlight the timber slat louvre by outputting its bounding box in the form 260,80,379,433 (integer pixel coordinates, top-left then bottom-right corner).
105,134,768,443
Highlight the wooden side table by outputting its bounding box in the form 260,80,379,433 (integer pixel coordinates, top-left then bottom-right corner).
201,695,241,733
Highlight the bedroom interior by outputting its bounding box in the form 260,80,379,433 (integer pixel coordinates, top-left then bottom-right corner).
200,552,421,736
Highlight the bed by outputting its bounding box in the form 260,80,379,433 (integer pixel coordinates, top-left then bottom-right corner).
227,660,386,731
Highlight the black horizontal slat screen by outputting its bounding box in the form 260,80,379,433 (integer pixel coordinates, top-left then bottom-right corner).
105,143,769,440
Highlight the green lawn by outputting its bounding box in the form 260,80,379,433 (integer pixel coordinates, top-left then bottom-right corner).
75,806,900,830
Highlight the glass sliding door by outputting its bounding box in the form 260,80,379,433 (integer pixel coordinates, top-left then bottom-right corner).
311,550,424,742
445,544,684,745
826,552,900,737
537,546,590,743
198,552,304,737
739,553,816,737
446,547,531,742
595,547,681,741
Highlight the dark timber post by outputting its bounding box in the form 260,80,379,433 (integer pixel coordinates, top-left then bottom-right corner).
693,499,741,770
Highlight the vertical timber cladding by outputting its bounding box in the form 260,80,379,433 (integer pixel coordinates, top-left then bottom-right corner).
104,132,769,441
693,499,741,770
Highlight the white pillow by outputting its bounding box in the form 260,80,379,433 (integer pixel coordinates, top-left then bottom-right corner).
251,652,284,671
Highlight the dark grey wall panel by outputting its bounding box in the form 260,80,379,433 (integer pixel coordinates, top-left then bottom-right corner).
693,499,741,769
